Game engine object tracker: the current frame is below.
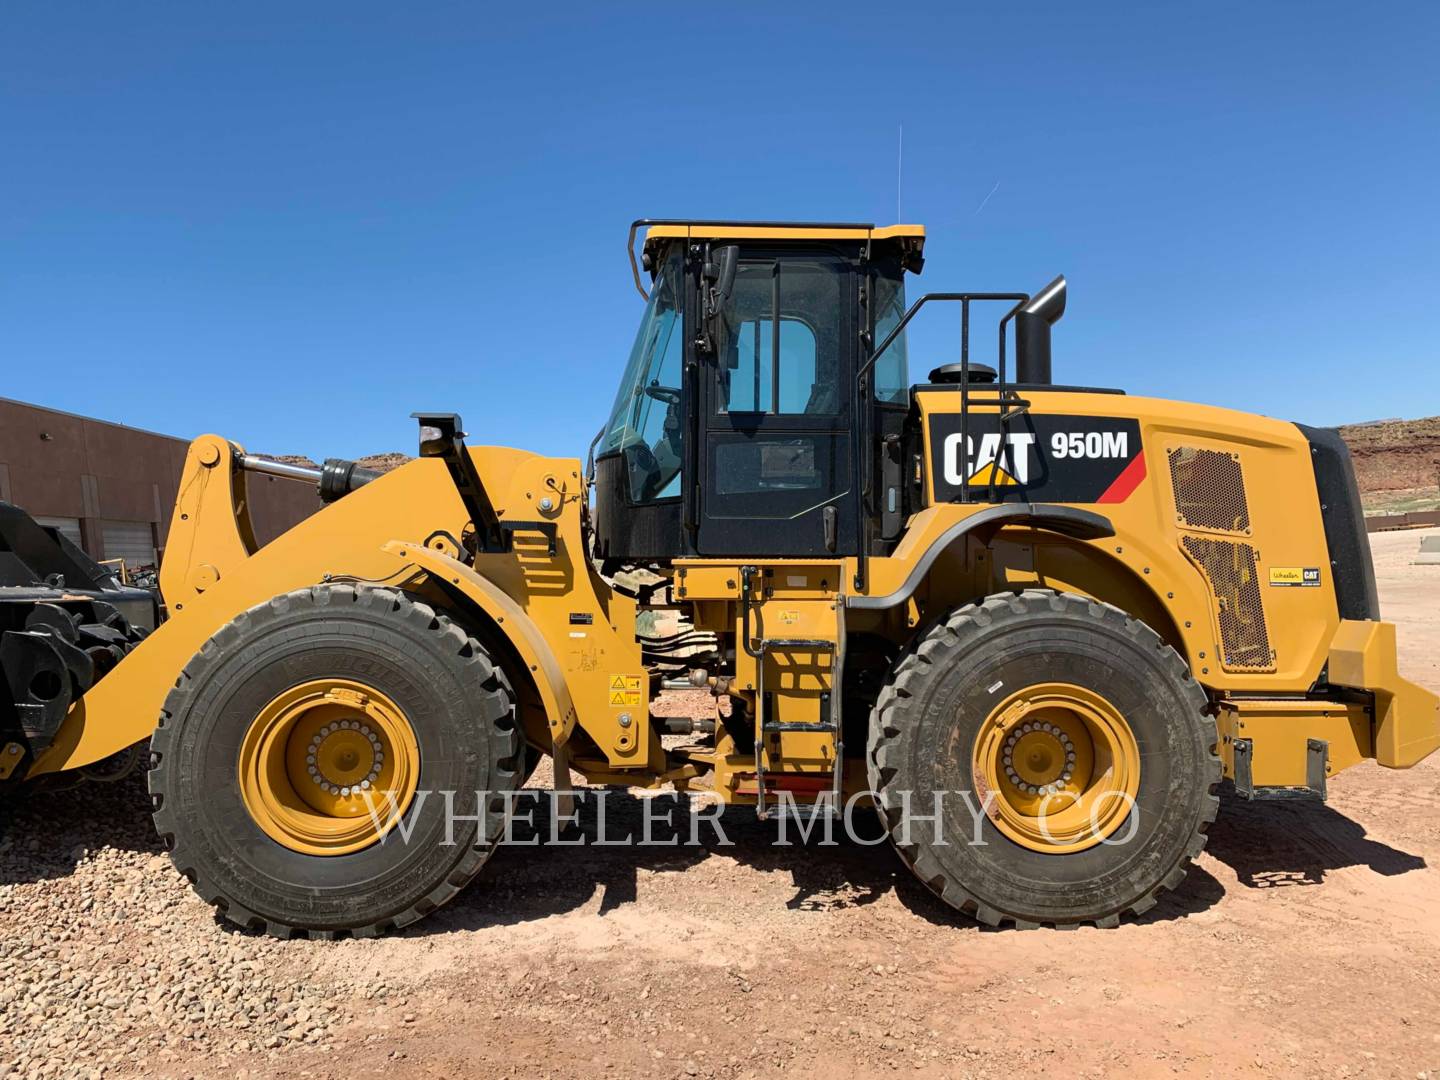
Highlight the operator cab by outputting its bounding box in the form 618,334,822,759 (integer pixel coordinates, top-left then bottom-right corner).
592,220,924,563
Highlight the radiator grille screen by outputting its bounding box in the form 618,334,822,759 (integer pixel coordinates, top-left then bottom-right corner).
1180,535,1275,672
1168,447,1251,534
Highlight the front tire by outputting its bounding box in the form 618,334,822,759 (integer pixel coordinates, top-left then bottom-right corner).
149,584,520,938
866,589,1219,928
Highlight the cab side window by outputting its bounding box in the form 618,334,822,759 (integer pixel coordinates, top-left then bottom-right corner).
717,261,844,418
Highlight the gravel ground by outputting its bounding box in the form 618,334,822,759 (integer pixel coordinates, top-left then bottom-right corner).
0,780,367,1075
2,529,1439,1078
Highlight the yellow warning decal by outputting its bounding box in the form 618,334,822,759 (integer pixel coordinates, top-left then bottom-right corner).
607,674,644,707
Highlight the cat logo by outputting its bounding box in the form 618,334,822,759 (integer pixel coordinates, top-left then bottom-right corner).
928,414,1144,504
942,432,1036,487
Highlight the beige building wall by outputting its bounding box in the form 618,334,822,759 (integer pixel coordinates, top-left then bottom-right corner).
0,397,319,568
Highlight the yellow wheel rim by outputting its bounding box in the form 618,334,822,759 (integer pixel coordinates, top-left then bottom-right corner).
237,678,420,856
972,682,1140,854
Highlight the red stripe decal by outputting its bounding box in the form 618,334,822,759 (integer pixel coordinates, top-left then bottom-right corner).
1096,449,1147,504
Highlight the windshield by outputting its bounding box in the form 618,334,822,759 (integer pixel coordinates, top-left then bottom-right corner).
601,243,686,501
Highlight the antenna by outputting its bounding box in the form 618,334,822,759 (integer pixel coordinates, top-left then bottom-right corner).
896,122,903,222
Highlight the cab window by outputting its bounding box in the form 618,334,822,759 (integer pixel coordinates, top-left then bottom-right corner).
717,260,844,417
602,245,686,502
872,269,909,403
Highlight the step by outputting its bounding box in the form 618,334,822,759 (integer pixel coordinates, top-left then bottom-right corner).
759,800,844,825
736,772,834,796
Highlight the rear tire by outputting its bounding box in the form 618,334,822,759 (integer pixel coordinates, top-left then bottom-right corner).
866,589,1219,928
149,584,520,938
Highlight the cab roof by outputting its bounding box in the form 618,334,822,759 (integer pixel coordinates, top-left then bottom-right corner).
644,219,923,242
630,219,925,298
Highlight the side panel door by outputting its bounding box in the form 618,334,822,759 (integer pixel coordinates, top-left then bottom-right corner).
698,251,857,557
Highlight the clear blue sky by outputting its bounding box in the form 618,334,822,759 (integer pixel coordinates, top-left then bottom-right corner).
3,2,1437,461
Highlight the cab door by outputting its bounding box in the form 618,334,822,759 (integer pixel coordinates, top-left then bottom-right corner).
698,250,857,557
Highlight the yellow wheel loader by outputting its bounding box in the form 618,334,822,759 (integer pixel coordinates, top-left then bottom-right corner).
4,219,1436,935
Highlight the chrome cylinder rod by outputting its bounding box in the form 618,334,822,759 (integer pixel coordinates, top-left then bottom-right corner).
239,455,322,483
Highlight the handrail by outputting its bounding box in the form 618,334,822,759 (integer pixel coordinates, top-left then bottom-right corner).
853,290,1030,590
856,291,1028,383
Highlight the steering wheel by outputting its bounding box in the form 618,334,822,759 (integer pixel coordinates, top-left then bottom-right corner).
644,382,682,406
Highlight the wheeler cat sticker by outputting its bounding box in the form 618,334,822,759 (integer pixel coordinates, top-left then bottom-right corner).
929,414,1145,504
1268,567,1321,587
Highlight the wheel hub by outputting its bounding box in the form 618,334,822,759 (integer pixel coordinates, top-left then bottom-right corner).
1002,721,1077,795
307,722,383,795
974,682,1140,854
237,678,420,856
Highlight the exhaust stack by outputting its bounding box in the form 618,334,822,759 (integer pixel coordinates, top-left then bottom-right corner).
1014,275,1067,385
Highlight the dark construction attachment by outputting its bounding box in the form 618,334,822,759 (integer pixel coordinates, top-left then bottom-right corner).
0,503,158,781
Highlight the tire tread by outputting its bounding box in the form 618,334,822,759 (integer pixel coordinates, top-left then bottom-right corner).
148,584,519,939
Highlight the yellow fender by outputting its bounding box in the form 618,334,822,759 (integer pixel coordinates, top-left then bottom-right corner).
379,540,577,744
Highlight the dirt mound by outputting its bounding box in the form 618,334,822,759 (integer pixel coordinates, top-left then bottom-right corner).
1338,416,1440,495
355,452,411,473
256,453,320,469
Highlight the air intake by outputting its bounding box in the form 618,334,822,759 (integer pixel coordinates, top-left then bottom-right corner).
1168,447,1251,534
1171,446,1272,672
928,362,997,385
1180,536,1275,672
